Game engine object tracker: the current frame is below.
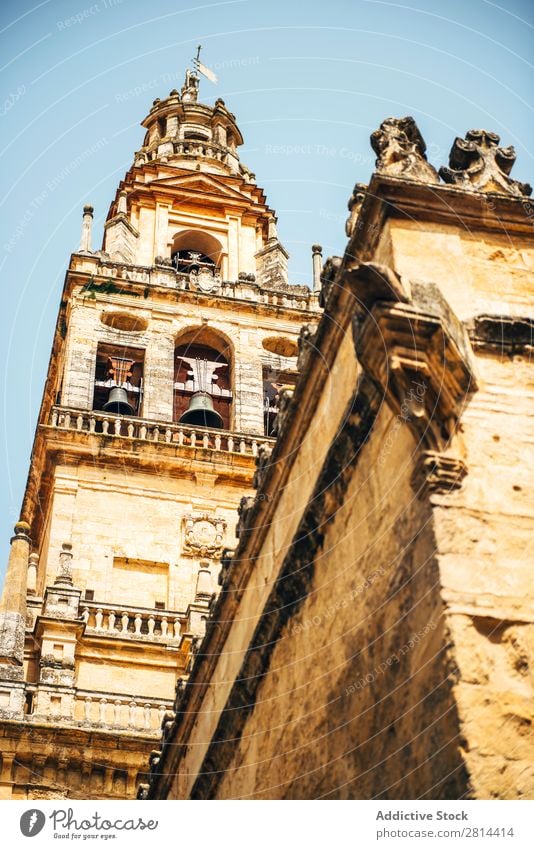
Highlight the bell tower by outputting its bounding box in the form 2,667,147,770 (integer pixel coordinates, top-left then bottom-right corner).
0,67,319,800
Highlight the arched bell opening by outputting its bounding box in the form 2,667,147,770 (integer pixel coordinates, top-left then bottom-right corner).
92,343,144,418
170,230,223,275
173,328,232,431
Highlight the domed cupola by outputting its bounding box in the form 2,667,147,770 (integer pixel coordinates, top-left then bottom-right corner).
133,69,248,178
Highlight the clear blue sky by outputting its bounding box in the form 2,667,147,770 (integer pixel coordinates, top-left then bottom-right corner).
0,0,532,578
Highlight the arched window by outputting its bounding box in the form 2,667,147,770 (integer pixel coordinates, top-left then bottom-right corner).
92,343,144,417
173,330,232,430
170,230,223,275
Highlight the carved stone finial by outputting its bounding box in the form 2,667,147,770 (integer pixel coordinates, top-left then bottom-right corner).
55,543,73,587
439,130,532,197
371,117,439,183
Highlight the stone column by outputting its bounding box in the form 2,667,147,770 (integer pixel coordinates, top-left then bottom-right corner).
0,522,31,668
0,522,31,719
312,244,323,292
80,205,94,252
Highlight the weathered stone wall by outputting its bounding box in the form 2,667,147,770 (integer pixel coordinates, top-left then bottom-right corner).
213,400,466,799
434,352,534,799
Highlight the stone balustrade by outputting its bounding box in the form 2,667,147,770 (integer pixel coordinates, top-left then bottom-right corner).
76,691,171,733
81,601,183,643
71,254,320,311
49,406,272,458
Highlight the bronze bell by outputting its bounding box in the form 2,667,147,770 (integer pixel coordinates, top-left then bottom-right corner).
179,391,223,429
102,386,135,416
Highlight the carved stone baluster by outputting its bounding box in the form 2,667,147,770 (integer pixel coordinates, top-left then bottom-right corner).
64,412,71,429
84,696,92,723
178,428,184,445
113,699,122,727
121,612,129,633
129,700,137,727
174,618,181,639
114,418,121,436
147,615,155,637
89,415,96,433
203,432,209,449
153,427,160,442
160,617,168,638
165,428,172,443
239,439,246,454
108,610,116,632
81,606,90,624
27,552,38,595
51,409,58,427
95,608,103,630
144,704,151,729
139,424,147,439
252,440,258,457
190,431,196,447
228,436,234,452
134,614,142,635
127,423,134,437
214,434,221,450
102,418,109,435
99,698,107,724
76,414,84,431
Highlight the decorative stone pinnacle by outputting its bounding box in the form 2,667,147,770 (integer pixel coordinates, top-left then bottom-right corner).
312,244,322,255
55,542,73,587
439,129,532,197
371,116,439,183
80,205,94,252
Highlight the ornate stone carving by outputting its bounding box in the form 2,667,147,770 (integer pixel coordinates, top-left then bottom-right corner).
296,324,317,374
346,183,368,237
252,443,273,491
318,256,342,309
236,496,256,541
355,282,477,451
188,266,222,294
412,451,468,496
439,130,532,197
218,548,235,588
371,117,439,183
345,262,411,311
273,388,294,438
182,514,226,558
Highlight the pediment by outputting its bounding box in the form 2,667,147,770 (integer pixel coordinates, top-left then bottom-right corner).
148,172,252,203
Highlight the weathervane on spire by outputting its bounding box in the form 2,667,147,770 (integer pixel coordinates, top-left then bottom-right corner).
193,44,218,84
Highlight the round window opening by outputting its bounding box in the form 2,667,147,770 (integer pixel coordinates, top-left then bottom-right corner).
262,337,298,358
101,312,148,332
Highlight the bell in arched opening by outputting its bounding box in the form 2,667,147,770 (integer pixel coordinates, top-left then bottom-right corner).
179,391,223,429
102,386,135,416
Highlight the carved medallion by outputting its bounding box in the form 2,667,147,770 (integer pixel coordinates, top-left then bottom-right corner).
189,266,222,294
182,513,226,557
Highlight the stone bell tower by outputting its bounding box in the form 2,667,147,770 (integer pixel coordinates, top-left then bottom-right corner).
0,66,319,800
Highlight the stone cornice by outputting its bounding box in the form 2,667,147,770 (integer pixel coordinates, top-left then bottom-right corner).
347,174,534,264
